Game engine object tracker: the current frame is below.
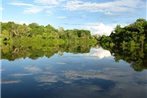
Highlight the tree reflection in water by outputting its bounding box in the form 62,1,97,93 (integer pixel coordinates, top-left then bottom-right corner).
1,42,147,71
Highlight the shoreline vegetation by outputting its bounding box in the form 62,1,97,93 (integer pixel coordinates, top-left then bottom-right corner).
1,18,147,71
99,18,147,71
0,21,97,46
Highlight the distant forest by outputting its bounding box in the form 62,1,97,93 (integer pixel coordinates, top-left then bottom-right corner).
1,22,97,46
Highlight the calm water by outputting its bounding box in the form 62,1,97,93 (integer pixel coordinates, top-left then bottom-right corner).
1,47,147,98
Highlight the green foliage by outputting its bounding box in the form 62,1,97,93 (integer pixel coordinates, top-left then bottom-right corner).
100,18,147,71
1,21,97,45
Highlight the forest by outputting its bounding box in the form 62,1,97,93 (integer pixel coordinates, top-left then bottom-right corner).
100,18,147,49
0,22,97,46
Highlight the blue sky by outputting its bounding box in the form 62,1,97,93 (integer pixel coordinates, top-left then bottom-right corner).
1,0,147,35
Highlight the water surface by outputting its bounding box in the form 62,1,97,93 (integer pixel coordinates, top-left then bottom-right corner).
1,47,147,98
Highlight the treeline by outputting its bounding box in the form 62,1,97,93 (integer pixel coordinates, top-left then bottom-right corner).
100,18,147,71
100,18,147,48
0,22,97,45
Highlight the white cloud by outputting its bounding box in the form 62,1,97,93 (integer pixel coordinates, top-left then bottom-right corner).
9,2,43,14
10,2,34,7
57,16,67,19
34,0,60,5
9,1,58,14
65,0,145,14
10,2,54,14
24,6,44,14
81,22,116,36
23,5,54,14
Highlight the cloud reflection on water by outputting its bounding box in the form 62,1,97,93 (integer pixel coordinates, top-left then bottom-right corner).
2,47,147,98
